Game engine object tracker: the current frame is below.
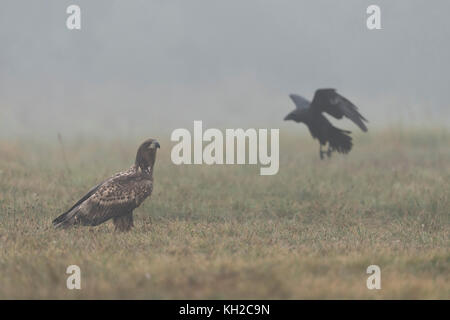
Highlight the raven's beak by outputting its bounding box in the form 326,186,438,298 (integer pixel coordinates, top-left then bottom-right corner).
284,113,292,121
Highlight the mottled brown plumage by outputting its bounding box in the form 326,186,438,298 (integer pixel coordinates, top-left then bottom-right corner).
53,138,160,231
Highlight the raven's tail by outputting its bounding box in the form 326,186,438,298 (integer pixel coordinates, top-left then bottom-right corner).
328,125,353,154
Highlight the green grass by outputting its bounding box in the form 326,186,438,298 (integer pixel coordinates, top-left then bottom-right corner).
0,128,449,299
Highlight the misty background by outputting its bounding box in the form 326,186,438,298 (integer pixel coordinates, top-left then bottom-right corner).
1,0,449,139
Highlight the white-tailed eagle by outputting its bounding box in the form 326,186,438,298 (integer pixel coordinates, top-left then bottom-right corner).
53,138,160,231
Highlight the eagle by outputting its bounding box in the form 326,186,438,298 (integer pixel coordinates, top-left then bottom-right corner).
53,138,160,232
284,88,368,159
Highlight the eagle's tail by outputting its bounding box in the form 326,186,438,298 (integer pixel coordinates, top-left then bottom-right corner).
52,208,80,229
328,125,353,154
53,183,102,229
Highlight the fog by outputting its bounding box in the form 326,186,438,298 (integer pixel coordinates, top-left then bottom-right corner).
1,0,449,139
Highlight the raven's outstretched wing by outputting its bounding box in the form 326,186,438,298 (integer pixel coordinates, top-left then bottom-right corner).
311,89,368,132
289,94,311,110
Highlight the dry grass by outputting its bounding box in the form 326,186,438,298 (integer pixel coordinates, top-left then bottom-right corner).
0,127,449,299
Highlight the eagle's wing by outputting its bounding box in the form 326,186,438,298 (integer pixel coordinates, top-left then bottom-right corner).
52,182,103,226
53,171,153,228
311,88,368,132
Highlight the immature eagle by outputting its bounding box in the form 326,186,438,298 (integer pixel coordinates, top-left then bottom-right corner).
53,139,160,231
284,89,368,159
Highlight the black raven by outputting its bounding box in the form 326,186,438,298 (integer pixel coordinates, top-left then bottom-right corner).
284,88,368,159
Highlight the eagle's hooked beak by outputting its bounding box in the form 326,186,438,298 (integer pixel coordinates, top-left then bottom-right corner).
153,141,161,149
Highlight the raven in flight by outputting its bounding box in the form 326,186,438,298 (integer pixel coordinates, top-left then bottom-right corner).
284,89,368,159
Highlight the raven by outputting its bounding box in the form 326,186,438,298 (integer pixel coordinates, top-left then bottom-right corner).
284,89,368,159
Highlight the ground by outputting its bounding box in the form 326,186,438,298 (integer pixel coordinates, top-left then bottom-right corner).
0,128,449,299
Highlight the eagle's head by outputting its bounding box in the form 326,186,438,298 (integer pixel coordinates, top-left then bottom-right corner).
135,138,160,170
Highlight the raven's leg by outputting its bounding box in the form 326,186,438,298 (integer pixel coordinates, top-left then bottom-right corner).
319,144,325,160
326,145,334,158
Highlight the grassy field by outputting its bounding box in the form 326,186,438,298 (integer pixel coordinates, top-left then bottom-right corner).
0,128,449,299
